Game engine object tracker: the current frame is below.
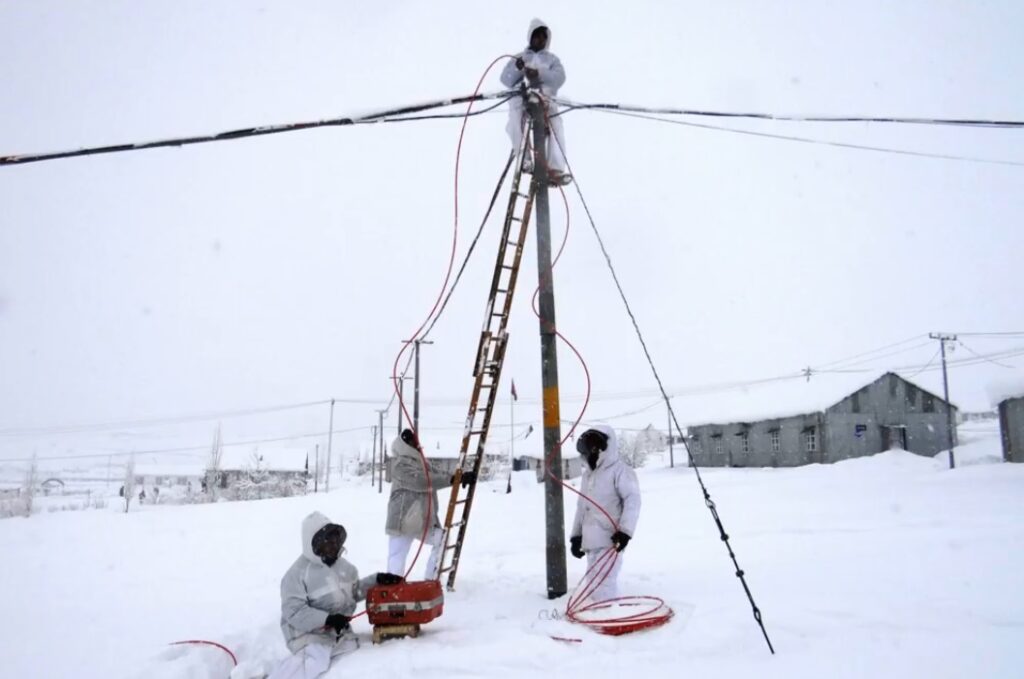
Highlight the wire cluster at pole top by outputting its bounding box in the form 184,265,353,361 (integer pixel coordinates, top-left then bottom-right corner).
2,92,1022,167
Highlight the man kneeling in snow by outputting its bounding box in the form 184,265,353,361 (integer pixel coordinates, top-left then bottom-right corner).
569,426,641,602
268,511,402,679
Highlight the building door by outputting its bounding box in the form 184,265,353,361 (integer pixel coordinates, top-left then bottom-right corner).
882,426,907,451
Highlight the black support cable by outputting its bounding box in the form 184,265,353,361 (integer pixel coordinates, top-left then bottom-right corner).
545,106,775,653
551,98,1024,128
0,90,515,167
582,107,1024,168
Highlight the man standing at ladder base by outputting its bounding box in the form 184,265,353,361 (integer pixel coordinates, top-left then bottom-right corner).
501,18,571,186
569,425,641,602
386,430,476,579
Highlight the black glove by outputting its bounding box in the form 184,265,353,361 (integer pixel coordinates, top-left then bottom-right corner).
515,56,525,70
325,613,350,634
376,572,404,586
452,470,477,488
570,535,585,559
610,531,631,553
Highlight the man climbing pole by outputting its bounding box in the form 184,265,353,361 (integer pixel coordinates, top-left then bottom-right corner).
500,18,571,186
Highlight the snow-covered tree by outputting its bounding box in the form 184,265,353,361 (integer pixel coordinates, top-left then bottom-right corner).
20,454,38,518
618,425,666,469
122,454,136,513
234,451,273,500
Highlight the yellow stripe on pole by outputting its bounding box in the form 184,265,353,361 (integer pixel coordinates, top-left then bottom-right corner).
542,386,561,427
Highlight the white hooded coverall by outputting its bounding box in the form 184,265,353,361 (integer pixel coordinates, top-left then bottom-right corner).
268,511,376,679
570,425,641,602
500,18,568,173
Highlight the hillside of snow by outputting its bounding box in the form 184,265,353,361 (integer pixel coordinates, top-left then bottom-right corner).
2,428,1022,679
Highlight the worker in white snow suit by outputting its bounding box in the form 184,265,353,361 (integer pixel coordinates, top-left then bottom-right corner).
569,425,641,602
268,511,402,679
500,18,569,183
386,429,476,579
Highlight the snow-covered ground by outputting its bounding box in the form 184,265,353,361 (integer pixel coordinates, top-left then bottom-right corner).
1,425,1022,679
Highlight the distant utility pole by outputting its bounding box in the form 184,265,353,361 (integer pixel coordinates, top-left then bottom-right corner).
325,398,336,492
395,375,413,434
930,332,958,470
370,424,378,487
668,402,675,468
314,443,320,493
529,95,567,600
377,409,387,494
413,340,433,432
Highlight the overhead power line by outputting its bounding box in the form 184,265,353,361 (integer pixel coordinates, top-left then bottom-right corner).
553,98,1024,128
0,399,335,437
0,90,515,167
0,425,374,463
581,107,1024,167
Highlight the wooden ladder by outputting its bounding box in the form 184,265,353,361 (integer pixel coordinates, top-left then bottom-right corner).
434,123,537,590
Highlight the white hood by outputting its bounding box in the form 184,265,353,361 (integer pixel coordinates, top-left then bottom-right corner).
589,424,621,469
391,435,420,460
527,18,551,49
301,511,331,564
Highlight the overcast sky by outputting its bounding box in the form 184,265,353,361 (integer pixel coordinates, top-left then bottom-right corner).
1,1,1022,464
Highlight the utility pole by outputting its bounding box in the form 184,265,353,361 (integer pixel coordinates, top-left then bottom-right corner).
370,424,378,486
314,444,320,493
395,375,413,434
668,402,675,468
377,409,387,494
930,332,958,470
529,95,567,600
413,340,433,432
325,398,336,492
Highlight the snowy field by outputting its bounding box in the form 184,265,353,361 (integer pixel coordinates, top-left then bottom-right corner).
1,426,1022,679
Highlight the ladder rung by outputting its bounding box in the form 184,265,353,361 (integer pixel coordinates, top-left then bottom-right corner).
500,264,514,269
495,287,508,293
511,216,522,222
517,192,530,199
455,498,469,505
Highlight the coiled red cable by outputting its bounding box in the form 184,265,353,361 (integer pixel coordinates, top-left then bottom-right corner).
529,97,673,638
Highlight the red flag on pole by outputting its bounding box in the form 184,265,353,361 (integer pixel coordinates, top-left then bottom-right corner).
511,379,518,401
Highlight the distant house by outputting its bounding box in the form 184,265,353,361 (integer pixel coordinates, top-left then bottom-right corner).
207,447,309,500
421,452,508,481
514,454,583,482
686,372,957,468
134,462,203,499
998,395,1024,463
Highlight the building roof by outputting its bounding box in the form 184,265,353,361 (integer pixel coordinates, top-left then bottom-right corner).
680,371,949,428
216,446,308,472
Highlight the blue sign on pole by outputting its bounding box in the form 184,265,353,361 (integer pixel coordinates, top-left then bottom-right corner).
854,424,867,439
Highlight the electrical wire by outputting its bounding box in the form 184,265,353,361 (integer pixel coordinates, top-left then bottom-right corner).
0,91,516,167
955,340,1018,369
1,425,373,463
552,97,1024,128
0,399,334,437
579,107,1024,167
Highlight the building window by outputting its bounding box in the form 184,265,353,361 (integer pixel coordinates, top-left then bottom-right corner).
770,430,780,453
923,393,935,413
740,433,749,454
907,384,918,406
851,391,861,413
692,439,702,455
889,376,898,398
714,438,723,456
805,428,818,452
